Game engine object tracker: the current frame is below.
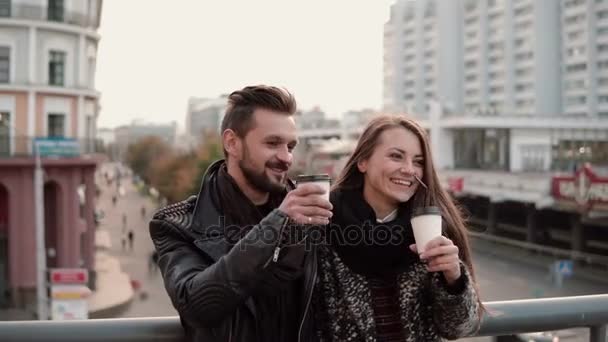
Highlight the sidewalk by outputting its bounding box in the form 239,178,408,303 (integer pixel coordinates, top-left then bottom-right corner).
87,230,134,318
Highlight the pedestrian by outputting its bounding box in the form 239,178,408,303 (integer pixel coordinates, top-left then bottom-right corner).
127,229,134,251
149,85,332,341
121,235,126,252
312,115,482,341
122,213,127,230
148,251,159,275
112,195,117,207
140,206,146,219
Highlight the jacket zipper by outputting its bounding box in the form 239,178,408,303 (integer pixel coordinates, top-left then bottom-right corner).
272,218,290,262
298,248,317,342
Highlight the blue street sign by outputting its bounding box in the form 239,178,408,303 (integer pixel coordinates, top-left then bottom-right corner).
34,138,80,157
557,260,573,277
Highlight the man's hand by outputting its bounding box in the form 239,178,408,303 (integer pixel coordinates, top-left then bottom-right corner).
410,236,461,285
278,183,332,225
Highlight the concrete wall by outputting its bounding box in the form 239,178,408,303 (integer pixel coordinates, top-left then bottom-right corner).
0,27,29,84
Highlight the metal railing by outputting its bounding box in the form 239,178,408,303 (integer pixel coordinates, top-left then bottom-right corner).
1,4,98,28
0,294,606,342
0,135,104,158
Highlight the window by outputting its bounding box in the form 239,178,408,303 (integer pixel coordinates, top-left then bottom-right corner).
0,0,10,17
598,44,608,53
566,96,587,105
599,27,608,36
566,63,587,72
0,112,9,156
568,30,584,40
49,50,65,86
48,0,64,22
490,86,504,94
566,47,586,57
599,95,608,103
0,47,9,83
599,78,608,86
597,10,608,20
564,79,586,89
47,113,65,137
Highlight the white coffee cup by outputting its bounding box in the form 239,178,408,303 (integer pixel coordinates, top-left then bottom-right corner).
295,174,331,201
411,206,442,253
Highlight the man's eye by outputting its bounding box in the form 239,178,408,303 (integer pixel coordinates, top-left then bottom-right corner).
390,153,402,159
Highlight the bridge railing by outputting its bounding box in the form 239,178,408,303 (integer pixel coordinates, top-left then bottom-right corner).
0,294,607,342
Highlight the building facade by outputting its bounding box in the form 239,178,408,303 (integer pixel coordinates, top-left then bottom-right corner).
113,121,176,160
384,0,608,119
0,0,102,312
185,96,227,145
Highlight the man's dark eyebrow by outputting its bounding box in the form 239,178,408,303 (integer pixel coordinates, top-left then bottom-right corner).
265,135,298,145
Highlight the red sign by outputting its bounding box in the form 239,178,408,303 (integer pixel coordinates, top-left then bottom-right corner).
447,177,464,193
50,268,89,284
552,164,608,209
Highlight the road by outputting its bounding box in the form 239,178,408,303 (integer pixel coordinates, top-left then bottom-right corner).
96,163,607,340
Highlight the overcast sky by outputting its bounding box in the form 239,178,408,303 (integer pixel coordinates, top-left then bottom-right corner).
95,0,394,130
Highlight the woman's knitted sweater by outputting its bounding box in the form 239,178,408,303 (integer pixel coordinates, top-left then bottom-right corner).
313,245,481,342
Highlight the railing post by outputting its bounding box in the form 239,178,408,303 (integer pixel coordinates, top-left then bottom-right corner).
589,325,607,342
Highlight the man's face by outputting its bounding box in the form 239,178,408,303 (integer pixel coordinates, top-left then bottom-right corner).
237,109,298,194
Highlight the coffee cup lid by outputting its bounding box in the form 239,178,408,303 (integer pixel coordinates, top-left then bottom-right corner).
296,174,331,183
412,206,441,217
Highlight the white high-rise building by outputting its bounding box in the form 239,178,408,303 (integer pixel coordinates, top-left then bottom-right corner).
562,0,608,117
383,0,463,117
185,96,228,143
384,0,608,119
462,0,561,116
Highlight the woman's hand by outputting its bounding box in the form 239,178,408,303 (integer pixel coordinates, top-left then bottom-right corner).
409,236,461,285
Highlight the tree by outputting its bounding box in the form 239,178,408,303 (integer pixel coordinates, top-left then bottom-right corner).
124,136,171,184
149,152,199,204
189,133,224,196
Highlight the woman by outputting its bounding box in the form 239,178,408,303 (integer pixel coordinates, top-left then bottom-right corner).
313,115,482,341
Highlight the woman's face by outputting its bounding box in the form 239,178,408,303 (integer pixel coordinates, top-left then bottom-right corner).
358,127,424,210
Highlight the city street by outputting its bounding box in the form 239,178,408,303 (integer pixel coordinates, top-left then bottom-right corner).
96,165,176,318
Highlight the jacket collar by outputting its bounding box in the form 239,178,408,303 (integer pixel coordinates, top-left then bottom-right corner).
190,159,296,261
191,159,225,237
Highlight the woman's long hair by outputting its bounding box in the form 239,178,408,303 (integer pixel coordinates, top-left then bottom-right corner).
333,114,483,314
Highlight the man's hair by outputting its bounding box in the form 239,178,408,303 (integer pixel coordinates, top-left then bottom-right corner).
220,85,297,144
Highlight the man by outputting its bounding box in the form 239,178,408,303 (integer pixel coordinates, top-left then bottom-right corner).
150,85,332,342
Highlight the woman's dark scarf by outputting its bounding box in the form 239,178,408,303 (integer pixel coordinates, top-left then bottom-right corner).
328,187,419,277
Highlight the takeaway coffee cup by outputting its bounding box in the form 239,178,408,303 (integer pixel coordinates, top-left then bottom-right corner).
295,174,331,201
411,206,442,253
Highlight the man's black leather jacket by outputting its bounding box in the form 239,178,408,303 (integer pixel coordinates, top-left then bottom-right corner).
149,160,317,342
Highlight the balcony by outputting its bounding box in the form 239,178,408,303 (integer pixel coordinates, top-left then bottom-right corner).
0,135,103,158
0,4,98,29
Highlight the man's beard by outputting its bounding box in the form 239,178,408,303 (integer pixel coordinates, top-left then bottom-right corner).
238,147,289,194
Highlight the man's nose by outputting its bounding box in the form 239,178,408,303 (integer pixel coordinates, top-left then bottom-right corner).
276,147,293,165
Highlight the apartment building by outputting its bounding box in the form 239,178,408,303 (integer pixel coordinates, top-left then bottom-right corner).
0,0,103,312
